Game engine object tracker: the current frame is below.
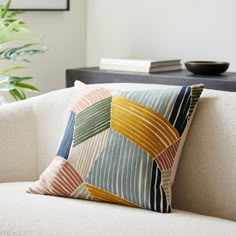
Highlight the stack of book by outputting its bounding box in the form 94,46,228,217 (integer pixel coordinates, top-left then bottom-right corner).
99,57,182,73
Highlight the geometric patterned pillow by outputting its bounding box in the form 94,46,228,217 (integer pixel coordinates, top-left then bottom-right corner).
28,82,204,213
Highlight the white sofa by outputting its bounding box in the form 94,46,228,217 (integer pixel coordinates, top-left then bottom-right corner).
0,84,236,236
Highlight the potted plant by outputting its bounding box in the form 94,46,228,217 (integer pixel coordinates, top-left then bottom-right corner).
0,0,46,104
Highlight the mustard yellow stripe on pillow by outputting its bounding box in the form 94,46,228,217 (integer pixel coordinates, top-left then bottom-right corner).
111,96,180,158
86,184,141,208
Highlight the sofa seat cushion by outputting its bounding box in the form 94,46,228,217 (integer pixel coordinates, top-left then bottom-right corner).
1,182,235,236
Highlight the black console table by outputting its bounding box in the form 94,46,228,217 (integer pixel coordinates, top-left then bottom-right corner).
66,67,236,92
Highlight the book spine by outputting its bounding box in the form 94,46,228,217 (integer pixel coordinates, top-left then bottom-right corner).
151,61,181,67
99,64,150,72
100,58,151,67
150,65,182,72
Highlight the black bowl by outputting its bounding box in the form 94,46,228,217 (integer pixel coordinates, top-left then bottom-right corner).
185,61,230,75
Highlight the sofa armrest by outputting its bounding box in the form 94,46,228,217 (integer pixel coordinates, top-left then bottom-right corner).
0,87,76,183
0,99,38,183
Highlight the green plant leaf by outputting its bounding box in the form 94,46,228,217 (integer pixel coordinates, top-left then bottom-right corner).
1,66,26,75
0,75,33,84
6,43,39,51
9,89,18,100
8,10,24,18
15,49,45,56
0,0,46,103
0,43,45,62
3,19,27,31
9,76,32,83
0,75,32,84
15,82,39,92
9,88,26,100
0,19,33,44
0,82,15,91
0,30,33,44
2,0,11,18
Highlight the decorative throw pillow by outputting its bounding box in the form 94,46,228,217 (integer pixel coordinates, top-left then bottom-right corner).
28,82,204,213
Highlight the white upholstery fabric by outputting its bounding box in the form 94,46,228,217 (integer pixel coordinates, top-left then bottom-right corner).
172,88,236,221
0,87,76,183
0,99,37,182
0,83,235,224
31,87,76,175
0,182,235,236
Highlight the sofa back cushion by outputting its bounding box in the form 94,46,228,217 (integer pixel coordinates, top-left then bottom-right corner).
172,89,236,221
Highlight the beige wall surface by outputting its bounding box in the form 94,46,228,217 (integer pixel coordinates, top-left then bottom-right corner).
9,0,86,97
86,0,236,71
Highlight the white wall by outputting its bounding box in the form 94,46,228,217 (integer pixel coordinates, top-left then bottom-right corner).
86,0,236,71
20,0,86,95
2,0,236,102
1,0,86,102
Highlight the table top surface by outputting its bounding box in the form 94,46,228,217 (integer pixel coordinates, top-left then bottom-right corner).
68,67,236,81
66,67,236,92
